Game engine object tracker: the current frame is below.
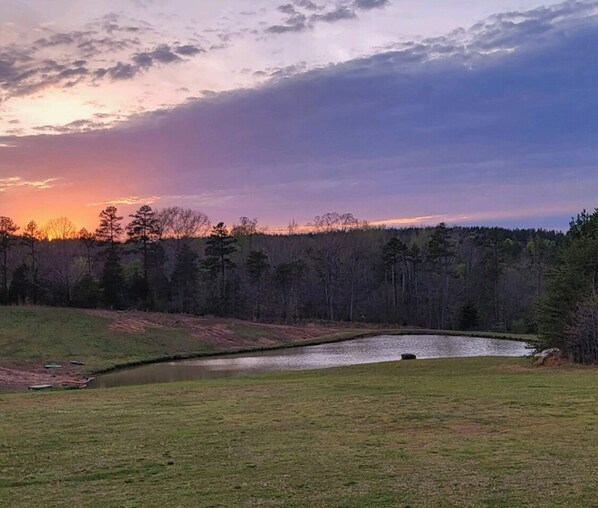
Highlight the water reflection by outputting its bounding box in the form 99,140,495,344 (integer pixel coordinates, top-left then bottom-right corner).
89,335,530,388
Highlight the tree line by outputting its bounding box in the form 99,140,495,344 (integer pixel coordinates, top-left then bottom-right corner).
537,208,598,364
0,207,565,335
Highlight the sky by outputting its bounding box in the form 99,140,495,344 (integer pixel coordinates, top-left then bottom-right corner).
1,0,597,232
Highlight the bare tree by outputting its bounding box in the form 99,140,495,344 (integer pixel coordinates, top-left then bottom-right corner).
43,217,77,240
310,212,368,233
156,207,210,244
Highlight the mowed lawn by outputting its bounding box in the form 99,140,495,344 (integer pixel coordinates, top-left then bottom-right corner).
1,357,597,507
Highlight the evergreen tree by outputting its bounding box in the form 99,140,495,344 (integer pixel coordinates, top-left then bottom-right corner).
72,272,100,308
126,205,160,305
274,259,305,323
95,206,123,251
382,236,407,316
21,220,42,303
539,209,598,350
458,302,480,331
8,263,29,304
171,242,199,313
101,248,124,309
0,216,19,304
246,250,270,320
564,296,598,364
427,223,456,329
202,223,237,315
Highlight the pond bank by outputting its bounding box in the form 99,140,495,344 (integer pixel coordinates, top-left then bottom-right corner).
89,334,532,388
0,305,537,391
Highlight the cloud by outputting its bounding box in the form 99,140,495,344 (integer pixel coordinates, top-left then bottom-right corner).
0,13,202,103
174,44,203,56
268,1,360,35
2,1,597,228
0,176,59,192
354,0,390,10
88,195,161,206
294,0,320,10
312,6,357,23
33,114,124,134
277,4,297,15
267,5,310,33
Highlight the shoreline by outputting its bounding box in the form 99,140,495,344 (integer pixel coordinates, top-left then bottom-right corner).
1,328,535,392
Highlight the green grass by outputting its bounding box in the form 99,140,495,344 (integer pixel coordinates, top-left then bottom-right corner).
0,307,368,374
0,306,536,377
1,357,596,507
0,307,214,372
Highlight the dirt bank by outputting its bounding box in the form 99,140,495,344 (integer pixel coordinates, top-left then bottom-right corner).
0,363,90,392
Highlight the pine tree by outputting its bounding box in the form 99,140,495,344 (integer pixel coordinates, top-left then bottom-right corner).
171,242,199,313
539,209,598,351
382,236,407,316
126,205,160,305
8,263,29,304
21,220,41,303
101,248,124,309
0,216,19,304
246,250,270,320
95,206,123,251
202,222,237,315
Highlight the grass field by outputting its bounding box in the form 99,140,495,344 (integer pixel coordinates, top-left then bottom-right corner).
1,357,596,507
0,307,370,371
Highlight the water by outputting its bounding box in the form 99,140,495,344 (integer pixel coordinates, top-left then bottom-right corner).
89,334,530,388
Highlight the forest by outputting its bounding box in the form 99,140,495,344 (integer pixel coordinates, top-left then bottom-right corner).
0,207,565,335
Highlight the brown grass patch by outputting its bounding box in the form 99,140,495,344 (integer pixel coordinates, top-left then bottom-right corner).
0,363,88,392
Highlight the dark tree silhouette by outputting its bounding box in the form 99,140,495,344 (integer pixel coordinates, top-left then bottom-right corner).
246,250,270,321
275,259,306,323
382,236,407,317
8,263,29,304
565,296,598,364
126,205,160,305
95,206,123,251
21,220,42,303
539,208,598,350
458,302,480,331
101,248,124,309
0,216,19,304
78,228,96,275
202,222,237,315
428,223,457,329
156,207,210,246
171,242,200,313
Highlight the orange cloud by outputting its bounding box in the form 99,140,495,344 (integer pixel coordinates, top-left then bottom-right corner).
0,176,59,192
88,195,161,207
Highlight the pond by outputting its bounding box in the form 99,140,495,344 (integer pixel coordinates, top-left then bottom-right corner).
88,334,530,388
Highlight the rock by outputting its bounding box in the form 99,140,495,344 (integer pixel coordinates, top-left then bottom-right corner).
533,348,563,366
401,353,417,360
29,384,53,390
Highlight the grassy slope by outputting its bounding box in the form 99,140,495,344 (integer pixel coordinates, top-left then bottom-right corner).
0,307,203,372
1,357,596,507
0,307,365,373
0,306,536,376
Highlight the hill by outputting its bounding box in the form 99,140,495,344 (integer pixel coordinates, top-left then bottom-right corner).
0,306,366,390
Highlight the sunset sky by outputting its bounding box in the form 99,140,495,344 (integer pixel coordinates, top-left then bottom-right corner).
1,0,597,231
